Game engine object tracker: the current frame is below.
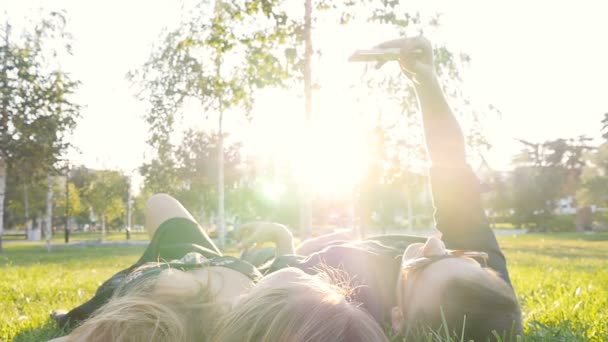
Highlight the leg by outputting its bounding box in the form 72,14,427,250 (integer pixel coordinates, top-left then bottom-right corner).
145,193,199,239
54,194,220,329
138,193,222,263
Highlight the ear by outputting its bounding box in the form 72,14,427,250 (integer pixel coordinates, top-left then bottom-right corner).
421,236,446,257
391,306,404,334
402,242,424,264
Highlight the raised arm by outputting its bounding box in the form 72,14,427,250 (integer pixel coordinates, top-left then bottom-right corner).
238,222,295,256
376,37,511,285
237,223,356,257
377,37,465,166
295,229,355,255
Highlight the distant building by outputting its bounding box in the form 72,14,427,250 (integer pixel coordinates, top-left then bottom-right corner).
555,196,577,215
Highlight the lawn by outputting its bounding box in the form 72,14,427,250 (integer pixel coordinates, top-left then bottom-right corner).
1,232,607,341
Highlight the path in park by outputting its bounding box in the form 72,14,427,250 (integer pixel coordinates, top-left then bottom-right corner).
379,228,527,237
3,227,528,248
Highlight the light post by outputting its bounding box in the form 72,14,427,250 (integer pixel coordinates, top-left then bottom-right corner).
125,175,132,240
64,161,70,243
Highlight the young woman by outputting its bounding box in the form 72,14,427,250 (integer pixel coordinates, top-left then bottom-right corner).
238,36,522,341
50,194,387,342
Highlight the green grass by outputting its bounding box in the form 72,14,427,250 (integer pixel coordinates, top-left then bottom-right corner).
0,242,146,342
499,233,608,341
1,233,607,341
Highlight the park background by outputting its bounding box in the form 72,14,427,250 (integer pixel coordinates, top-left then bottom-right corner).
1,0,607,341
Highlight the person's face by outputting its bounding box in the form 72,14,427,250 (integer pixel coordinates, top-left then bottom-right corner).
391,237,486,334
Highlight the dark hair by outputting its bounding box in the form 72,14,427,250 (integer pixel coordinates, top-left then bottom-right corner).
421,270,522,341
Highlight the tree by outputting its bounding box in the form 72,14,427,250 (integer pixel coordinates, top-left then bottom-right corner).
0,12,79,251
5,170,48,231
131,0,291,249
174,130,245,223
510,137,592,230
357,115,432,234
85,170,128,235
44,174,53,250
602,112,608,141
298,0,314,241
577,115,608,214
54,181,82,226
131,191,149,229
576,144,608,208
325,3,493,234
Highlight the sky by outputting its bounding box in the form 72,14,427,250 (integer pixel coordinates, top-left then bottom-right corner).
2,0,608,192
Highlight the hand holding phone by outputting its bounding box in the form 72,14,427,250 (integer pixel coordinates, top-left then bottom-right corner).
349,37,430,80
348,48,402,62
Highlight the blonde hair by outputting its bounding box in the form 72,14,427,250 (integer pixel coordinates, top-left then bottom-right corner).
65,269,226,342
211,271,388,342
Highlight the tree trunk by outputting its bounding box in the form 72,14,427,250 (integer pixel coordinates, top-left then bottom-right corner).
126,177,132,230
212,32,226,250
405,173,414,230
300,0,313,240
355,189,366,239
101,214,106,238
46,174,53,251
126,175,132,240
24,184,31,238
64,164,70,243
406,194,414,230
0,158,6,252
217,110,226,250
0,24,11,252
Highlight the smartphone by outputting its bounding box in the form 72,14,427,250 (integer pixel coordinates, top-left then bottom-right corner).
348,48,401,63
348,47,423,63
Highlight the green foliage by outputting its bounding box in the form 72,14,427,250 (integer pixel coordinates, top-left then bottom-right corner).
138,155,180,195
357,115,432,231
129,0,293,146
4,175,49,227
0,12,80,175
601,113,608,141
53,182,82,220
173,130,244,219
131,1,297,245
84,170,128,227
334,3,495,231
485,137,594,231
0,12,80,249
543,214,576,232
347,2,494,165
577,143,608,208
140,129,300,226
130,191,149,228
509,165,562,230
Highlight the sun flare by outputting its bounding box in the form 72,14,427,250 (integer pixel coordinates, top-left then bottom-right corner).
248,88,371,198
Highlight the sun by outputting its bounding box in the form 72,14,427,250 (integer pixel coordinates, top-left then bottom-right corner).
292,113,369,198
247,87,371,199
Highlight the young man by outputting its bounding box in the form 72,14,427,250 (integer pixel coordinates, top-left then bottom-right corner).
239,36,522,340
